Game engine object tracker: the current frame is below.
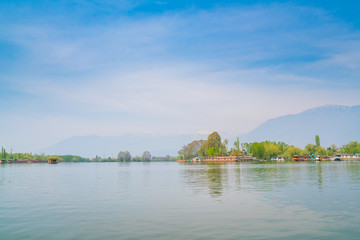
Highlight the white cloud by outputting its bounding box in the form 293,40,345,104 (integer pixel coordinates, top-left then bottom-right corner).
1,3,360,152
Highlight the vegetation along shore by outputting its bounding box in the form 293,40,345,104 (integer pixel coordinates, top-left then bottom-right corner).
177,132,360,162
1,132,360,164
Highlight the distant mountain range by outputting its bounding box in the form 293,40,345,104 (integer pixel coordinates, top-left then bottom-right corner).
40,105,360,157
241,105,360,147
40,134,207,158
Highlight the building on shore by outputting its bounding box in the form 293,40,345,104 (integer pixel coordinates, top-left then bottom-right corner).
331,154,360,161
271,155,285,162
177,155,258,163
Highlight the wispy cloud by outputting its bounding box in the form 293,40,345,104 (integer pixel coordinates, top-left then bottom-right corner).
0,2,360,151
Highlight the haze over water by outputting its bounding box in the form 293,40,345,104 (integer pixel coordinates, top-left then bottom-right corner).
1,162,359,239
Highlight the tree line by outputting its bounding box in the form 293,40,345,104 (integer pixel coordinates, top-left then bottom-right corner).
178,132,360,160
2,134,359,163
115,151,177,162
117,151,152,161
0,149,89,162
0,148,177,162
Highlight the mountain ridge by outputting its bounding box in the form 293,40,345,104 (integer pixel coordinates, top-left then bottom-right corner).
240,104,360,147
40,105,360,157
40,133,207,158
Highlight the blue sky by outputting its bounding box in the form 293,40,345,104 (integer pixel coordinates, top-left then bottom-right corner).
1,0,360,152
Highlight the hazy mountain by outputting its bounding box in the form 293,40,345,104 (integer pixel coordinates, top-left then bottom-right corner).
241,105,360,147
40,133,207,158
40,105,360,157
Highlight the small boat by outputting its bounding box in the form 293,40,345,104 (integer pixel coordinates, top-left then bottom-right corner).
334,158,342,161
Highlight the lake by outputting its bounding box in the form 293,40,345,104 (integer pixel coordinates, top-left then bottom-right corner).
1,162,360,239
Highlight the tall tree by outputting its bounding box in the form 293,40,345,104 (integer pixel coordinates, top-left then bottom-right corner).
234,137,240,151
220,139,228,156
117,151,131,161
1,147,7,161
304,144,316,155
207,132,222,149
178,140,206,159
231,137,242,156
315,135,320,147
142,151,152,161
249,142,265,159
199,131,223,156
241,142,250,154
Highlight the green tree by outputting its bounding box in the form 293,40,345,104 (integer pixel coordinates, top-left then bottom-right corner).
199,131,223,157
231,137,242,156
207,132,222,150
60,155,89,162
341,141,360,154
277,142,288,152
283,146,302,160
207,147,216,156
234,137,240,151
1,147,7,161
241,142,250,154
315,135,320,147
220,139,228,156
315,146,326,155
326,144,337,156
178,140,206,159
117,151,131,161
264,142,282,159
249,142,265,159
304,144,316,155
142,151,152,161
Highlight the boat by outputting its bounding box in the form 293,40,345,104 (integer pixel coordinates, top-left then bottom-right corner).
48,158,58,164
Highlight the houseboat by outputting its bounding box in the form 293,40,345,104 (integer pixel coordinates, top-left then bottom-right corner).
178,155,258,163
293,155,330,161
202,155,258,162
317,156,330,161
191,157,202,162
203,156,237,162
29,158,47,163
292,155,311,161
48,158,58,164
176,159,187,162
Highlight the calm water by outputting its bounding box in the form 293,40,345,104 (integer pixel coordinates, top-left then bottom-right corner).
1,162,360,240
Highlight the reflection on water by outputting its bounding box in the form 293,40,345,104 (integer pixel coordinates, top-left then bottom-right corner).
182,163,229,197
182,162,360,199
0,162,360,240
